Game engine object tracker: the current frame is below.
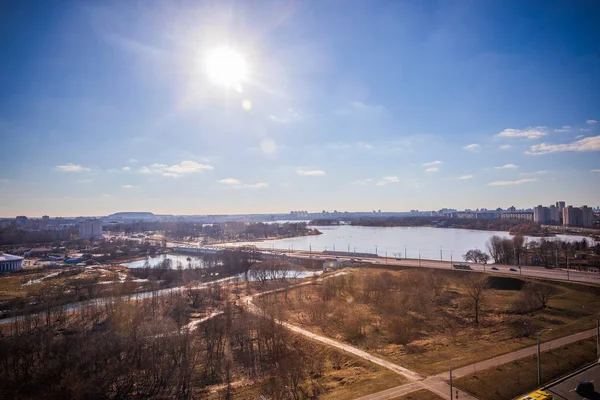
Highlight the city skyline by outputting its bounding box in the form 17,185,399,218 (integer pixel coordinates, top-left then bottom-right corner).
1,1,599,216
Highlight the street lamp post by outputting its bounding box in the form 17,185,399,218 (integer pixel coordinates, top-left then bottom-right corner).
449,357,463,400
536,329,552,386
404,245,407,259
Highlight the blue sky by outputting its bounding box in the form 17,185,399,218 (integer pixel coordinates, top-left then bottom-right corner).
1,0,599,217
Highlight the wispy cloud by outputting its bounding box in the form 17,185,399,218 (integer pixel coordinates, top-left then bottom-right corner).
297,169,326,176
77,179,93,184
499,144,512,150
587,120,598,125
425,167,439,173
129,158,138,163
268,108,301,124
139,161,213,177
376,176,399,186
55,163,90,172
122,166,131,171
463,143,480,151
423,160,442,167
122,184,134,189
353,178,374,185
496,127,548,139
526,136,600,155
217,178,241,185
102,194,111,198
521,170,550,175
591,169,600,173
0,178,9,183
553,126,572,133
494,163,519,170
458,175,473,180
218,178,267,188
488,178,538,186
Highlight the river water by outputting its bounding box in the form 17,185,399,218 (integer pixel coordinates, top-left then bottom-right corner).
221,225,592,262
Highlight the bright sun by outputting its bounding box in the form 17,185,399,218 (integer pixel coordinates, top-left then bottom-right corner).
204,46,248,88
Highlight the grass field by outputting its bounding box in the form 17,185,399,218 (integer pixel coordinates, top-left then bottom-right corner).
453,338,597,400
264,267,600,375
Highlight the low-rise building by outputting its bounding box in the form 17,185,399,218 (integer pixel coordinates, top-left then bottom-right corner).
501,211,533,221
0,253,24,271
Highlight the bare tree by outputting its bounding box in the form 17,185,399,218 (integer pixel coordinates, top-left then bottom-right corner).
465,275,488,324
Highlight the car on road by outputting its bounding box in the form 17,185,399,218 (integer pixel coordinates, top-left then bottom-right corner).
491,267,499,271
509,268,517,272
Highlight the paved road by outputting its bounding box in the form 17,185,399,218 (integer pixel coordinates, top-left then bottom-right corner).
286,250,600,286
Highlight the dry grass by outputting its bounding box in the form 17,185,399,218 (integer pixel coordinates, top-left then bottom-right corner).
264,267,600,375
453,338,597,400
206,342,408,400
391,389,446,400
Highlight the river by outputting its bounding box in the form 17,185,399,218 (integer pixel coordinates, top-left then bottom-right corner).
221,225,593,262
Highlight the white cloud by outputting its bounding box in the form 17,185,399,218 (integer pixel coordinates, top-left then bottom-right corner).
496,127,548,139
488,178,538,186
236,182,268,189
218,178,241,185
587,120,598,125
425,167,439,173
77,179,93,184
139,161,213,177
521,170,550,175
297,169,326,176
553,126,572,133
122,184,134,189
580,128,593,132
499,144,512,150
422,160,442,167
122,166,131,171
268,108,301,124
376,176,399,186
463,143,480,151
260,138,277,154
494,163,519,169
458,175,473,180
129,158,138,163
353,178,374,185
55,163,90,172
591,169,600,173
526,136,600,155
102,193,111,198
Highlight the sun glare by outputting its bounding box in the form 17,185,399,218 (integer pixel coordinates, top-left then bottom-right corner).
204,46,248,88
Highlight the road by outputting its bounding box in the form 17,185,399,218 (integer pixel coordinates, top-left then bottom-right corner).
284,250,600,286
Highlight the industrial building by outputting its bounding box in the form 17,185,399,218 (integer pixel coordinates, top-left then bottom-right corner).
0,253,24,271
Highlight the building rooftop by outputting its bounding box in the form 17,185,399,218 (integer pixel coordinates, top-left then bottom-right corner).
0,253,24,262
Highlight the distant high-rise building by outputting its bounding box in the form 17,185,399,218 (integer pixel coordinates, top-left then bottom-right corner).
533,205,547,224
556,201,566,209
79,219,103,240
15,216,28,227
41,215,50,228
582,206,593,228
563,206,582,227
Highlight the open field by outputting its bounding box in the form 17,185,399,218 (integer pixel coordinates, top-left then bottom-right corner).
453,338,597,400
260,266,600,375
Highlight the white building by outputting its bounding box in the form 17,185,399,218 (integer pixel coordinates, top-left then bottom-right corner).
80,219,103,240
0,254,24,271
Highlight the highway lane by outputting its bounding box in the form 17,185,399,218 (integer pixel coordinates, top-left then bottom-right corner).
285,251,600,285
